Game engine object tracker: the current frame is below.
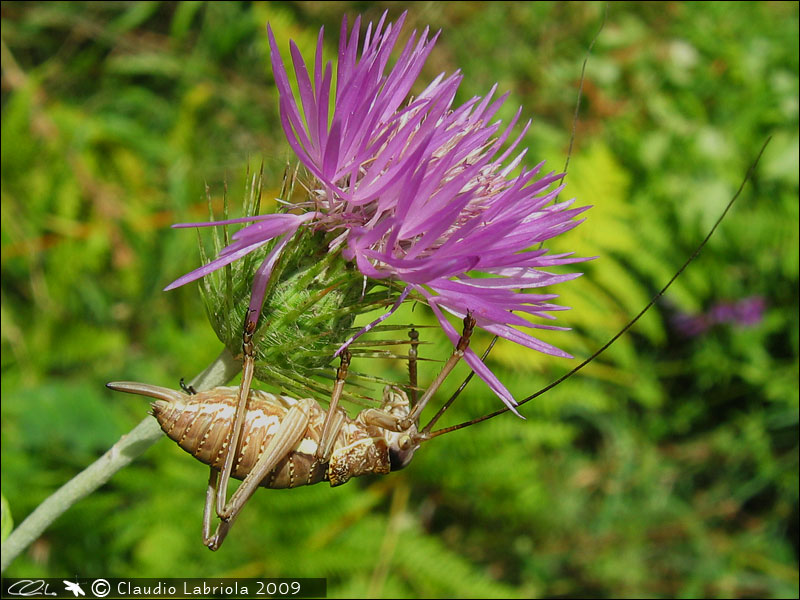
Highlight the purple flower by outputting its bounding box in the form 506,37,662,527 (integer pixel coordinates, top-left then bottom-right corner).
671,312,711,337
708,302,738,324
166,12,589,411
672,295,766,337
730,296,766,327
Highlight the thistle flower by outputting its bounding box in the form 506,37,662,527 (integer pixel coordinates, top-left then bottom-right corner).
671,295,766,337
166,12,589,412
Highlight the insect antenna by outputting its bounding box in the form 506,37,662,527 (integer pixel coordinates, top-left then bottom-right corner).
424,136,771,441
557,2,607,195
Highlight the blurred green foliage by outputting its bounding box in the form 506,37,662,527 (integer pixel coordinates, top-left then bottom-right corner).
1,2,797,598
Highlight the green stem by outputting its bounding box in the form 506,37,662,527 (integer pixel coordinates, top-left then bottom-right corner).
0,347,241,573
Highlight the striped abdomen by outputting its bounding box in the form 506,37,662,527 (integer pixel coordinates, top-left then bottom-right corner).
152,387,330,489
107,382,396,489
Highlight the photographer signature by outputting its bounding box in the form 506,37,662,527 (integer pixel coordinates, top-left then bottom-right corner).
6,579,57,597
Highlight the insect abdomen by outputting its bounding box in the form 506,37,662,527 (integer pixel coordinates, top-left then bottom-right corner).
108,381,398,489
152,387,329,488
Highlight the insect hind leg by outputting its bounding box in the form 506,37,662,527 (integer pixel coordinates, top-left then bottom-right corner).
215,318,257,518
203,398,313,551
203,469,234,550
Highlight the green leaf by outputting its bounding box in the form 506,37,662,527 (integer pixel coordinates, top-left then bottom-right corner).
1,493,13,542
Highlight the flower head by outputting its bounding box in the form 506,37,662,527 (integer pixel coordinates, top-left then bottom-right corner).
166,12,589,412
671,295,766,337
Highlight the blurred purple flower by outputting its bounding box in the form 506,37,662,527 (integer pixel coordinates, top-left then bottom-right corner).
166,12,589,411
671,313,711,337
708,302,737,324
729,296,766,326
672,295,766,337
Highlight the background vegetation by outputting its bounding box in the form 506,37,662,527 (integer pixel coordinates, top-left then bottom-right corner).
2,2,797,597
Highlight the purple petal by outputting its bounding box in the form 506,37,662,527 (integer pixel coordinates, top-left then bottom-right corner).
163,238,271,291
426,297,522,415
171,214,277,228
247,233,295,326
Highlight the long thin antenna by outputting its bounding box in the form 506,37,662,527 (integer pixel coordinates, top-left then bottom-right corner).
558,3,608,191
426,137,770,440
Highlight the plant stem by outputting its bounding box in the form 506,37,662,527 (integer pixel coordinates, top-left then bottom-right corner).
0,347,241,573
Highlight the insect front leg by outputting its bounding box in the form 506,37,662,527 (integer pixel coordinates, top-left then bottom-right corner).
402,313,476,430
361,314,477,434
204,397,313,551
215,319,257,517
